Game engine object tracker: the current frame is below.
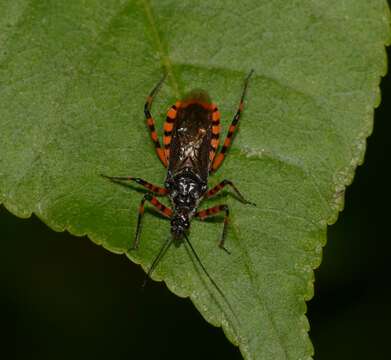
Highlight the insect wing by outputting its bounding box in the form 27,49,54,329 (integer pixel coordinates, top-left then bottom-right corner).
168,103,212,182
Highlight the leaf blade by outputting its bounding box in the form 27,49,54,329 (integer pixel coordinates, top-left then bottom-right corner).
0,1,390,359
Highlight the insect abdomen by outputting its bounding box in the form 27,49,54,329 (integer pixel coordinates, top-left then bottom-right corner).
168,100,213,183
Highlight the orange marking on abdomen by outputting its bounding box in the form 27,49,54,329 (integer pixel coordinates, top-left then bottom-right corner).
163,136,171,145
164,122,174,132
151,132,158,141
212,125,220,135
212,111,220,121
167,108,177,119
229,125,236,133
147,118,154,126
211,138,219,148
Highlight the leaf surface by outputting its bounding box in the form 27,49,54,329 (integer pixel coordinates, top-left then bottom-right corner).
0,1,389,359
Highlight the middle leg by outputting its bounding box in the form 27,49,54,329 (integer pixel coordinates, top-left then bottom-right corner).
101,174,167,195
206,179,255,205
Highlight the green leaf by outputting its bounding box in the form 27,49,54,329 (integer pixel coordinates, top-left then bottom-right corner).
0,1,389,358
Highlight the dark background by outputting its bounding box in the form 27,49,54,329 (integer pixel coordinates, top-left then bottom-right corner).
1,48,390,359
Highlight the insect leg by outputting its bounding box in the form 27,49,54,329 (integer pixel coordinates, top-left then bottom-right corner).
145,74,168,167
101,174,168,196
206,179,255,205
195,205,231,254
132,193,173,250
211,70,254,172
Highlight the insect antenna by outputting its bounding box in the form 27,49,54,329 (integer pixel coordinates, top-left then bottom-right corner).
183,233,239,323
142,237,173,288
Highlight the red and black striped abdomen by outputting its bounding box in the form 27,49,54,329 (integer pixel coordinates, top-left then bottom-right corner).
166,90,220,183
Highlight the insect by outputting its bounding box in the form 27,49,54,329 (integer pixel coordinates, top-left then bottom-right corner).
102,71,255,286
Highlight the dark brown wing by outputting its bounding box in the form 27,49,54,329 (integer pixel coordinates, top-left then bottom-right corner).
168,98,212,183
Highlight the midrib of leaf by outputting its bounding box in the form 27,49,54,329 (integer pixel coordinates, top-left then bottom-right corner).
230,219,289,359
141,0,180,97
134,4,290,356
225,149,324,358
0,2,389,360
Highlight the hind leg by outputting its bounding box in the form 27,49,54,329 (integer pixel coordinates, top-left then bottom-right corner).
144,75,168,167
211,70,254,172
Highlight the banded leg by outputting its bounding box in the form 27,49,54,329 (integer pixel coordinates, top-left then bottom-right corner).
195,204,231,254
101,174,168,196
132,193,173,250
145,74,168,167
211,70,254,172
163,102,180,160
206,179,255,205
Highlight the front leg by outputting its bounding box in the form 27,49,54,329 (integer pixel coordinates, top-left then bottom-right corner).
195,204,230,254
132,193,173,250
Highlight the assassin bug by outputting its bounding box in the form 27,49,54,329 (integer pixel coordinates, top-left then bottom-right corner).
102,70,254,286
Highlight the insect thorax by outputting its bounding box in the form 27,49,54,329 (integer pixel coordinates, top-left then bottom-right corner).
165,168,207,215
